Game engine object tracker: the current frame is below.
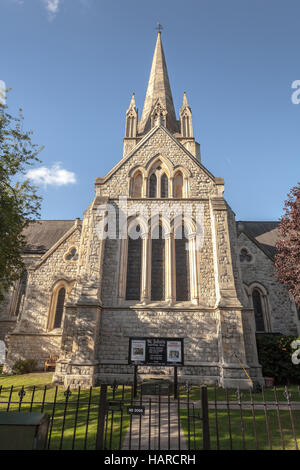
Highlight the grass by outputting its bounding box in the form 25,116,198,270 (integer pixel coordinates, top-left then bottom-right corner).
0,372,132,450
180,408,300,450
178,384,300,450
1,374,299,450
178,384,300,403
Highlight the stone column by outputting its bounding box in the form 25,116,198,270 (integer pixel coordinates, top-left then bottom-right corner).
210,197,252,388
53,198,108,388
141,232,151,304
188,232,199,305
169,177,174,198
165,232,175,304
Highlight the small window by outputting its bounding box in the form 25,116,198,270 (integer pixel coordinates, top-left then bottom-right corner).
15,270,28,318
53,287,66,329
65,247,78,261
240,248,252,263
132,172,143,197
252,289,265,332
174,172,183,198
149,173,157,198
161,173,168,198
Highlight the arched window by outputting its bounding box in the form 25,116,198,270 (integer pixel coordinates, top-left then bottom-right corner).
131,172,143,197
174,172,183,198
161,173,168,198
149,173,157,198
151,225,165,301
14,270,28,318
48,281,72,330
252,289,265,332
175,226,190,301
53,287,66,329
126,225,142,300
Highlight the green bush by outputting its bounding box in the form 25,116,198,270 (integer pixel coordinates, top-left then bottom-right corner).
12,359,37,375
256,333,300,385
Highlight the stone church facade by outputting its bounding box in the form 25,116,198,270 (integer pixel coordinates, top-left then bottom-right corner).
1,33,299,388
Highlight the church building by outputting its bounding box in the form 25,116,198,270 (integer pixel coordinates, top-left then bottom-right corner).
1,32,299,388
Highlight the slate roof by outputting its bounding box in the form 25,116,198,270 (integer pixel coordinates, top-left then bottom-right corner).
237,221,280,259
22,219,281,261
23,220,75,254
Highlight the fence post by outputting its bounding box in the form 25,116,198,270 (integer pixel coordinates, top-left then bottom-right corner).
133,365,138,398
174,367,178,399
96,384,108,450
201,386,210,450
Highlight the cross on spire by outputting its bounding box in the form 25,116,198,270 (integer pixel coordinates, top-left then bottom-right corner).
155,22,163,33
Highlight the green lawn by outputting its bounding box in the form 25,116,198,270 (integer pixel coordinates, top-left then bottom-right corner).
178,384,300,403
1,374,299,450
178,384,300,450
0,372,132,450
180,408,300,450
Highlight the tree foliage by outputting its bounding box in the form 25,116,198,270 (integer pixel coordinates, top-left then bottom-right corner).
256,334,300,384
0,98,42,302
275,183,300,306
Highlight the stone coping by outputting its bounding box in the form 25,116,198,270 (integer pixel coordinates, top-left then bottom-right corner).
99,360,220,367
7,332,62,337
102,305,247,311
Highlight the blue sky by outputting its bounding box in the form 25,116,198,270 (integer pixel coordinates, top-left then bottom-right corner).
1,0,300,221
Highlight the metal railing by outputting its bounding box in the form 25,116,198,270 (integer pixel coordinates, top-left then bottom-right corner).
0,382,299,450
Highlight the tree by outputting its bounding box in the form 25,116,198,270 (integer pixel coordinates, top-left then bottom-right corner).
275,183,300,306
0,97,42,302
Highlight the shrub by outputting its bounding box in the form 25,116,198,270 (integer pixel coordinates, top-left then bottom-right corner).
256,333,300,385
12,359,37,375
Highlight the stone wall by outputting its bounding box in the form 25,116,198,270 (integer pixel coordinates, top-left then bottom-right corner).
5,226,81,369
5,333,62,370
238,232,299,335
96,127,218,199
97,308,220,384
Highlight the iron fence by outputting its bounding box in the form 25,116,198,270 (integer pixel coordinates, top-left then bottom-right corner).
0,382,299,450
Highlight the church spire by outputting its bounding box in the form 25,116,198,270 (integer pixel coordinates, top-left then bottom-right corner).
138,31,179,135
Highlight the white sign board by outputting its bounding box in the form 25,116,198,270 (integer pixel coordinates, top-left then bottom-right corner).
167,340,182,363
130,340,146,362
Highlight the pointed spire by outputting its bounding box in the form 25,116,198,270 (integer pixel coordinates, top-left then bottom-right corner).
182,91,189,109
138,31,179,134
125,92,138,139
129,92,136,109
180,91,193,138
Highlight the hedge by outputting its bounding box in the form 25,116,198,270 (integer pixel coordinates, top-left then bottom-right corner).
256,333,300,385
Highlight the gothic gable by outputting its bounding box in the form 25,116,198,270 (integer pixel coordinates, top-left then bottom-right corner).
95,126,220,199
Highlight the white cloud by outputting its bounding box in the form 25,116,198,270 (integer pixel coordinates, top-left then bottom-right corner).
26,163,76,187
43,0,61,15
10,0,90,18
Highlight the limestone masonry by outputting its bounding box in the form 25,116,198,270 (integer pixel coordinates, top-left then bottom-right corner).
1,32,299,388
